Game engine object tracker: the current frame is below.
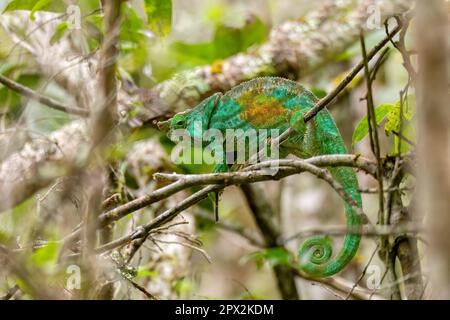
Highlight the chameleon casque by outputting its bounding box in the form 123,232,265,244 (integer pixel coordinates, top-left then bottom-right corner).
158,77,362,278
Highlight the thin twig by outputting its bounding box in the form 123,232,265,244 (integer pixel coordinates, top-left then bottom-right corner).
360,32,385,224
392,130,415,147
304,21,403,122
293,269,385,300
0,74,89,116
154,239,212,263
346,244,380,299
123,277,157,300
195,209,264,247
311,282,345,300
1,285,20,300
283,224,422,243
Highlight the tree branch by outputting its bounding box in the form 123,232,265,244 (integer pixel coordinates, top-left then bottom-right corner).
0,74,89,116
241,183,300,300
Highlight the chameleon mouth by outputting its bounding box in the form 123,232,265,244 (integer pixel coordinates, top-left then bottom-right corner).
157,119,171,132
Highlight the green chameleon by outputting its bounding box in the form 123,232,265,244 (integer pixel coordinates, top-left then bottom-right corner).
158,77,362,277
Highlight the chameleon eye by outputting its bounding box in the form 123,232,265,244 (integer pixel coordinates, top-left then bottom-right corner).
171,114,186,128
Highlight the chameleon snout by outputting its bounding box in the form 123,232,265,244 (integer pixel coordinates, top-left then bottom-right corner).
157,119,171,132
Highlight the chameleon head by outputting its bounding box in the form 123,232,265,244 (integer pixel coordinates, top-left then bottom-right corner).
157,113,186,133
157,92,222,141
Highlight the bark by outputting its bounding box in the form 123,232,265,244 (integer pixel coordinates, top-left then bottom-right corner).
416,0,450,299
241,183,300,300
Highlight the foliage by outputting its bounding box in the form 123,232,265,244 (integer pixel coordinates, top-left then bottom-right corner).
3,0,64,15
144,0,172,38
0,0,423,300
244,248,293,269
352,95,416,154
352,103,394,147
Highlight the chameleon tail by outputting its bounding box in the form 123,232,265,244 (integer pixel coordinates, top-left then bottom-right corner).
293,102,363,277
297,166,362,277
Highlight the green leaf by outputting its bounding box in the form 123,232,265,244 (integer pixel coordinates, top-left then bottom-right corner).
169,41,215,65
169,16,267,66
3,0,64,14
137,267,156,278
385,95,416,155
392,122,415,154
213,16,267,59
30,0,51,20
3,0,37,12
121,4,146,44
352,103,394,147
244,247,292,269
213,25,242,59
49,21,69,45
311,87,327,99
384,94,416,135
0,62,25,76
84,14,104,50
85,13,104,30
31,242,60,268
240,16,267,49
144,0,172,38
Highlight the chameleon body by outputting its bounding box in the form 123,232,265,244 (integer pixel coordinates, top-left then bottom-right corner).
159,77,362,277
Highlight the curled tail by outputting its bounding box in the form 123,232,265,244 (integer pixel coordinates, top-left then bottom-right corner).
297,111,363,277
298,166,362,277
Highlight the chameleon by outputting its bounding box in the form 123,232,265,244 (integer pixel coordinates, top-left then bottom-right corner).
157,77,362,278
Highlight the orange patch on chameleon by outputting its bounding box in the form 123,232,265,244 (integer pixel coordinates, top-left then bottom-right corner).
238,95,287,127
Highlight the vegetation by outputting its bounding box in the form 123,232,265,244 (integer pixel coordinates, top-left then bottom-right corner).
0,0,448,300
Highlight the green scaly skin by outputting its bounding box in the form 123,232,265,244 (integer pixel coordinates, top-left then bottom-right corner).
158,77,362,278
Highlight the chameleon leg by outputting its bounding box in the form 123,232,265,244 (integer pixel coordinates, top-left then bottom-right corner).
289,111,307,137
209,161,230,222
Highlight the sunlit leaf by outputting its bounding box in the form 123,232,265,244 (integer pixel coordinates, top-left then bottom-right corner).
0,62,25,76
169,42,215,65
240,16,267,49
384,94,416,135
3,0,64,14
121,4,146,44
0,25,16,58
137,267,156,278
213,16,267,59
244,247,292,269
30,0,52,20
3,0,37,12
49,21,69,45
352,103,394,148
311,87,327,99
385,95,416,155
84,14,103,50
31,242,60,268
174,278,194,296
392,122,415,154
206,4,224,23
169,16,267,68
144,0,172,38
